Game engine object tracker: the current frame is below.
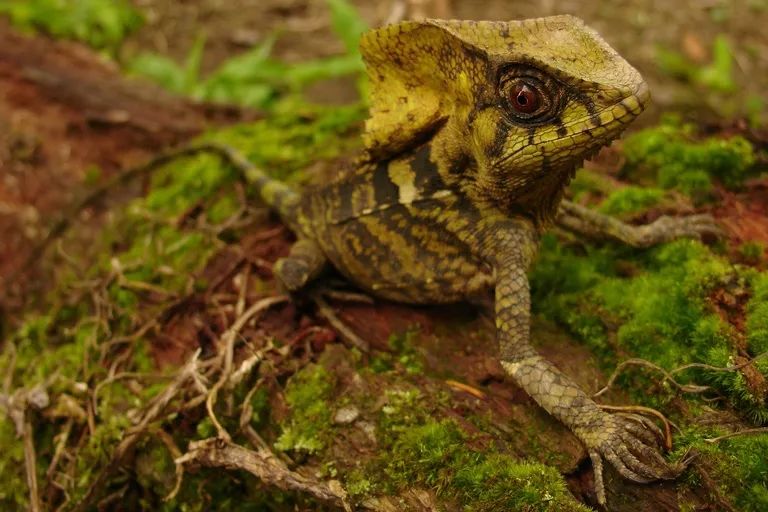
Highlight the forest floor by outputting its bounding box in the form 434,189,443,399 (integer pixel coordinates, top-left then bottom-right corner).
1,1,768,511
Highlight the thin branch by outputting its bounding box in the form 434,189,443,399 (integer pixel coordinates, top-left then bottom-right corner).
704,427,768,444
312,292,370,352
595,352,768,403
46,419,73,480
230,341,274,388
205,296,288,441
23,413,41,512
445,379,486,399
175,438,353,511
594,358,712,399
154,428,185,502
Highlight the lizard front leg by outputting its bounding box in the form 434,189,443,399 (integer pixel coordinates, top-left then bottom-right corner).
492,245,683,505
556,199,720,248
273,238,327,292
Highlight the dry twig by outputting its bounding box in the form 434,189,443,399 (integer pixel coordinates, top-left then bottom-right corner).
312,292,370,352
594,358,712,398
204,295,288,441
704,427,768,444
175,438,353,511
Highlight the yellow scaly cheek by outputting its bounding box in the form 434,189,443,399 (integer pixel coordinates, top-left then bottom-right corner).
456,71,474,105
471,110,501,167
560,104,590,126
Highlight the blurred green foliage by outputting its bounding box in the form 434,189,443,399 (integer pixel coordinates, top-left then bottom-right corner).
622,118,756,196
0,0,142,53
597,186,665,217
656,34,735,93
656,34,766,126
128,0,368,109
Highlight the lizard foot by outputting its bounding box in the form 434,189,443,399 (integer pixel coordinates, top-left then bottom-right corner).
580,412,688,506
632,213,721,248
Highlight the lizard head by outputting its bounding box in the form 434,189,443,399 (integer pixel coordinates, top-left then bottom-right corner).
361,16,649,222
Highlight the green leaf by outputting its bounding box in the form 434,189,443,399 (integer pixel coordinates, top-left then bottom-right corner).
184,33,207,95
325,0,368,56
128,53,187,93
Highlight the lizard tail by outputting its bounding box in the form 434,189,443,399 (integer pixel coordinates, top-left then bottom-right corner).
198,143,300,227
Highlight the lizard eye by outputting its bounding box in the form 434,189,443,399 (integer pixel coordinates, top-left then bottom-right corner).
499,71,560,123
509,83,541,114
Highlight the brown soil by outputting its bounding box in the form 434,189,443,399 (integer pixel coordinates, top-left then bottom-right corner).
0,19,252,308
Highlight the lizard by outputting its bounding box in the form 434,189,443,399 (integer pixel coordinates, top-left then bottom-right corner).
28,15,718,507
218,16,719,506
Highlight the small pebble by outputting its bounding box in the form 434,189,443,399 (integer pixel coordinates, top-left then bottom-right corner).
333,405,360,425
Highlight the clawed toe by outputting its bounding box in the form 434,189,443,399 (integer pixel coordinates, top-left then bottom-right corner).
604,445,655,483
586,413,687,506
617,412,666,448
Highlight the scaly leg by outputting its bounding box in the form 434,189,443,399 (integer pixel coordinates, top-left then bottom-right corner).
489,234,683,505
556,199,720,248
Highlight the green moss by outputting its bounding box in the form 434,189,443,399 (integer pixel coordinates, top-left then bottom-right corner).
0,98,366,510
740,241,766,265
342,381,586,510
597,186,664,217
747,272,768,355
532,236,768,421
345,469,373,498
205,103,364,184
454,454,586,512
378,387,428,434
674,426,768,512
568,168,617,201
622,120,756,195
594,240,731,367
377,417,588,511
0,415,28,509
372,330,424,375
384,419,464,489
275,364,335,454
207,194,241,224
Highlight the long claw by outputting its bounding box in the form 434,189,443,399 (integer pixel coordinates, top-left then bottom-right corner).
616,412,667,446
590,450,606,506
614,439,665,481
620,430,675,476
623,419,662,449
604,446,654,483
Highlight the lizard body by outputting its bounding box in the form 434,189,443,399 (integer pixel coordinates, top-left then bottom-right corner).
239,16,715,505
